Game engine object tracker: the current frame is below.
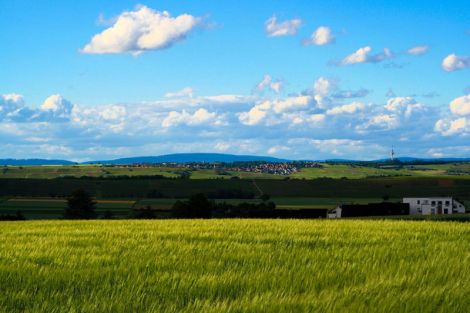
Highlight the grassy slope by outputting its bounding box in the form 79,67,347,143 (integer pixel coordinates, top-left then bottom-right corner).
1,219,470,312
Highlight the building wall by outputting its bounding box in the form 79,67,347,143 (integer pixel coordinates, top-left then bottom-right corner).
403,197,466,215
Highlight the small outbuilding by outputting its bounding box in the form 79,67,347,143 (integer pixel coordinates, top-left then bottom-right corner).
328,202,410,218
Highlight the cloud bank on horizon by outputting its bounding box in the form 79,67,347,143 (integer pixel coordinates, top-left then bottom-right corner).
1,1,470,161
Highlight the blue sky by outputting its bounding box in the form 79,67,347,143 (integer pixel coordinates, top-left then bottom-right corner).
1,0,470,160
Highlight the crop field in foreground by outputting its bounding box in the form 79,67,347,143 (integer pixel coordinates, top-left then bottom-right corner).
1,220,470,312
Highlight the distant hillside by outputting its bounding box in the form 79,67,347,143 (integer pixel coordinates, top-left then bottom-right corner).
375,157,470,163
85,153,289,164
324,157,470,163
1,154,469,166
0,159,75,166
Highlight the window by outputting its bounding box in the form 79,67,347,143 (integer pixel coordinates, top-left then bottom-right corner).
445,201,450,206
417,200,420,204
444,209,448,214
431,201,436,206
438,201,442,205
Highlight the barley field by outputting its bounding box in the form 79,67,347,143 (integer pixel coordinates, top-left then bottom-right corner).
1,219,470,312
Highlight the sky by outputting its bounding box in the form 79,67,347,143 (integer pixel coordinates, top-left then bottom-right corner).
1,0,470,161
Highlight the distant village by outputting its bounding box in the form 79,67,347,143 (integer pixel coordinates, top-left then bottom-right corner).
115,161,323,175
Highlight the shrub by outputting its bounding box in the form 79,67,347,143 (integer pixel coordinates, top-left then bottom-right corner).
64,189,97,219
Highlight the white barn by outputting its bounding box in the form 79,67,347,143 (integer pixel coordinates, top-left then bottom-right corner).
403,197,466,215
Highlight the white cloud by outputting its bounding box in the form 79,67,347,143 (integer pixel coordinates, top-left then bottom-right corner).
239,95,313,126
272,96,311,113
161,108,220,128
434,118,469,136
407,45,429,55
40,95,73,118
255,75,283,93
81,6,201,55
339,46,393,65
164,87,194,98
270,81,283,93
288,138,385,157
265,16,302,37
0,88,457,161
313,77,335,96
332,88,370,99
367,114,400,130
1,93,24,105
0,94,25,117
214,142,230,152
449,94,470,116
99,105,127,121
385,97,423,118
238,105,268,125
357,97,424,133
303,26,335,46
442,54,470,72
326,101,365,115
434,94,470,136
267,145,289,155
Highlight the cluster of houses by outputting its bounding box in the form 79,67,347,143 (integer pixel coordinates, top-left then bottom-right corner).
108,161,323,176
327,197,466,218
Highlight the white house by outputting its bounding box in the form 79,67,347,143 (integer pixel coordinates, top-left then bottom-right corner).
403,197,466,215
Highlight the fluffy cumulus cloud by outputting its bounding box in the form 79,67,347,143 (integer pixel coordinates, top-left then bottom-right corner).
288,138,385,158
81,6,201,55
0,94,25,117
161,108,222,128
303,26,335,46
1,81,464,160
332,88,370,99
407,45,429,55
384,97,424,118
164,87,194,98
40,95,73,119
238,95,315,125
265,16,302,37
338,46,393,65
255,75,283,93
435,118,469,136
313,77,335,96
449,94,470,116
435,94,470,136
267,145,290,155
238,102,270,126
357,96,425,133
326,101,365,115
442,54,470,72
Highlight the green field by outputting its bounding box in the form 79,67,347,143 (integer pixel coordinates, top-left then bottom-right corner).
1,219,470,312
2,162,470,180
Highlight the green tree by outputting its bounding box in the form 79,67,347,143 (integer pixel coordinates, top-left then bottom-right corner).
64,189,97,219
171,193,213,218
260,194,271,202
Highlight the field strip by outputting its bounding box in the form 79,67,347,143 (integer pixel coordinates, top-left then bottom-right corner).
8,198,135,204
251,180,263,196
9,199,66,202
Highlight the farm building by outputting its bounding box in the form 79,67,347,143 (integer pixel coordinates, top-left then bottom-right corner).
328,202,409,218
403,197,466,215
